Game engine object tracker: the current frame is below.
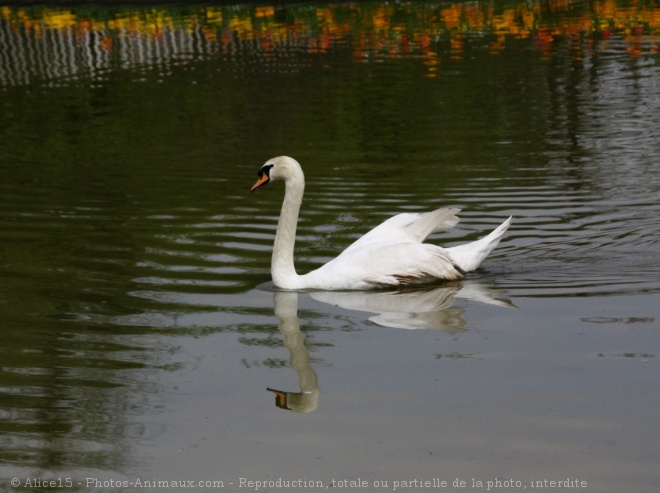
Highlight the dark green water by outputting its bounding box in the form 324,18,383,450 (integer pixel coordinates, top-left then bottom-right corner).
1,1,659,492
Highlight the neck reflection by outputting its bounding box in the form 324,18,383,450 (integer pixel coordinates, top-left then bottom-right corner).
267,291,320,413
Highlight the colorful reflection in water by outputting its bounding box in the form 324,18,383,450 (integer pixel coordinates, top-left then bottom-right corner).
1,1,659,490
1,0,659,85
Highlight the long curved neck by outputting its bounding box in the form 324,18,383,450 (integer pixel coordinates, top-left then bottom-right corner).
272,174,304,288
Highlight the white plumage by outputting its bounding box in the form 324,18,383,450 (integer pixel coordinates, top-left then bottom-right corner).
251,156,512,290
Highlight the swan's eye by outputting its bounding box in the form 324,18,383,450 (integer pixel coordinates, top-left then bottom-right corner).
251,164,275,192
258,164,274,178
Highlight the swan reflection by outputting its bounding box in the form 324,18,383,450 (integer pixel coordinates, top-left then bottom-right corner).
311,281,514,332
267,291,320,413
267,282,512,412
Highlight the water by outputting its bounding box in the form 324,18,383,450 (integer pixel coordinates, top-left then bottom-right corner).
0,1,659,491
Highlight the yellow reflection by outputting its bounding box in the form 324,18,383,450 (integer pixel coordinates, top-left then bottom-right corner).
0,0,658,81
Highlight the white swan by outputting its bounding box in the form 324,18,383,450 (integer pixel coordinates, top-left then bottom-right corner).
251,156,512,290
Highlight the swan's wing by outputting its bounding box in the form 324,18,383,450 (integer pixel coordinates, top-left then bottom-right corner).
356,243,465,286
305,240,464,289
402,207,461,241
307,209,466,289
342,208,461,255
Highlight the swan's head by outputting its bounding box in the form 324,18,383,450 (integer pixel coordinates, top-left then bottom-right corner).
251,156,303,192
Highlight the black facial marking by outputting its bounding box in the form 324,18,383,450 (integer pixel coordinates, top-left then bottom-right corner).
258,163,274,178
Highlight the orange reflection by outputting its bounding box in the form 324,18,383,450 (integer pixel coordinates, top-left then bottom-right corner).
0,0,658,82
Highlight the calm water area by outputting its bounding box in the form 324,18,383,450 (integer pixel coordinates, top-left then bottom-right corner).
1,0,659,491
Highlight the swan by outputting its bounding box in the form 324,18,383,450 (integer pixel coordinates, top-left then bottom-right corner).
251,156,512,290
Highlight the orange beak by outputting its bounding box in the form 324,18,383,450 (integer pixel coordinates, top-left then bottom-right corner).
267,388,289,409
251,173,270,192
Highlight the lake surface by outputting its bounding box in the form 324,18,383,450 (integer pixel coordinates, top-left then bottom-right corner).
1,1,659,491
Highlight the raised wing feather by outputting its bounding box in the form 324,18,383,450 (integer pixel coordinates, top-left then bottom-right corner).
342,208,461,255
402,207,461,241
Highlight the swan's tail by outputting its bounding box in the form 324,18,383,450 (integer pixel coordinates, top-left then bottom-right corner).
445,216,513,272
